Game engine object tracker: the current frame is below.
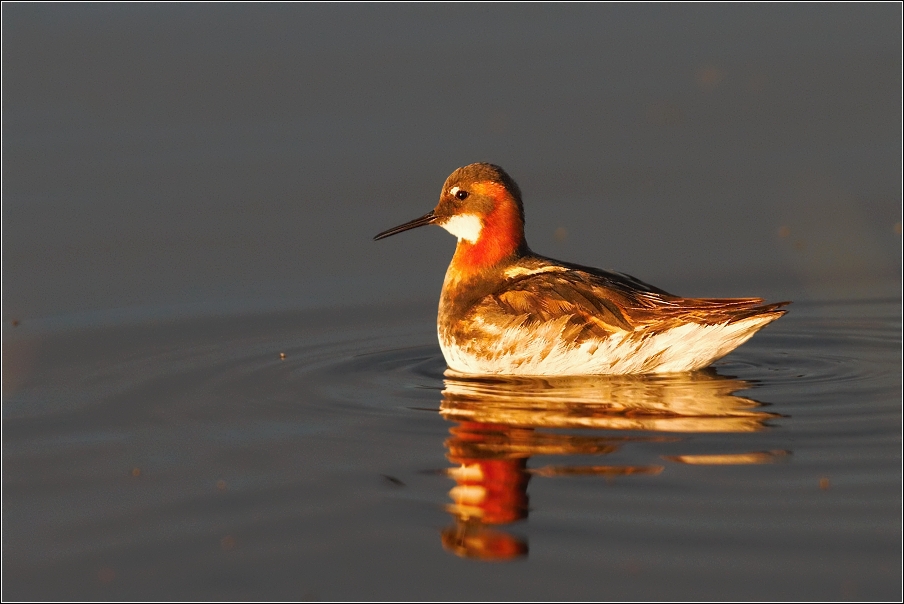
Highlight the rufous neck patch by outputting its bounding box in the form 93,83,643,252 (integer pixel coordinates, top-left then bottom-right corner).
449,182,524,274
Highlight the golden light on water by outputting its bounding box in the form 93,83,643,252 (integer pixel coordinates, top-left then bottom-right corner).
440,371,778,433
664,451,789,465
437,371,782,560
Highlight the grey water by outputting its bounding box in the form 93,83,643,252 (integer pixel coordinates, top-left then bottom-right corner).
3,4,901,601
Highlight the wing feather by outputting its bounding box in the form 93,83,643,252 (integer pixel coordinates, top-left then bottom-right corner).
468,260,788,340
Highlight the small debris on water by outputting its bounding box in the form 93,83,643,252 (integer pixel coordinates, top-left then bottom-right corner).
381,474,405,487
279,352,286,360
131,467,141,477
820,477,830,490
220,535,236,551
11,319,20,327
216,479,228,491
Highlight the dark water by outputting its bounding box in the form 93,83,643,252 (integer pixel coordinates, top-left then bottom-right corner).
3,299,901,600
2,4,902,601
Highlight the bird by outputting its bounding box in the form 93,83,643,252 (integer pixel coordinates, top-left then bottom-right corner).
374,163,788,376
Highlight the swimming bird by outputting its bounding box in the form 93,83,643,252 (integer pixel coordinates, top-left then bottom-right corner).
374,163,788,375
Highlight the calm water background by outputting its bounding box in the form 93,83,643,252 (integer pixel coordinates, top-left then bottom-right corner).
3,4,901,600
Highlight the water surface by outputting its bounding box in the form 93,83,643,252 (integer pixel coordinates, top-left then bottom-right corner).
3,299,900,600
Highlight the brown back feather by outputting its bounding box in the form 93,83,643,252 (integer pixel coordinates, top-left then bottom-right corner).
475,265,789,337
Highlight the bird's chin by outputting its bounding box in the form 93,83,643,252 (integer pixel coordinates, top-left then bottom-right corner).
439,214,483,243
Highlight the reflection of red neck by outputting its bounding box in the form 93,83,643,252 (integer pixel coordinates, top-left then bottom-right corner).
452,458,529,525
441,520,528,561
450,183,525,275
446,422,531,525
442,422,533,560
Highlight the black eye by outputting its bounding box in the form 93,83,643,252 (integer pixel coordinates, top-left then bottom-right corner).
455,190,469,200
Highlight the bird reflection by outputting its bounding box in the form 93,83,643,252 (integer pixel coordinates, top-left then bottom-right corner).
437,369,785,561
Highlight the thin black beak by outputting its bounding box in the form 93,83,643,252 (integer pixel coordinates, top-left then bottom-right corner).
373,211,437,241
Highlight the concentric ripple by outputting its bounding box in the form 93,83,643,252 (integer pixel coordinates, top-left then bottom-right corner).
2,298,900,600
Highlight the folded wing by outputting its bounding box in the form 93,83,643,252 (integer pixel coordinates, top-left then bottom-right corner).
469,260,788,346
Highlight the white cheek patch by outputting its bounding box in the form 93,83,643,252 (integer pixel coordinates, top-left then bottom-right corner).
440,214,483,243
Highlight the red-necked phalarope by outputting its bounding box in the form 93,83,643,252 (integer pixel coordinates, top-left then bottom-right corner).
375,163,788,375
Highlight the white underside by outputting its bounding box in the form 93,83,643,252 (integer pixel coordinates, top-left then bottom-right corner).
439,315,775,375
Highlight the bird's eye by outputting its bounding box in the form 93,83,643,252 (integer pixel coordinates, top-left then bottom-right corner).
455,190,469,200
